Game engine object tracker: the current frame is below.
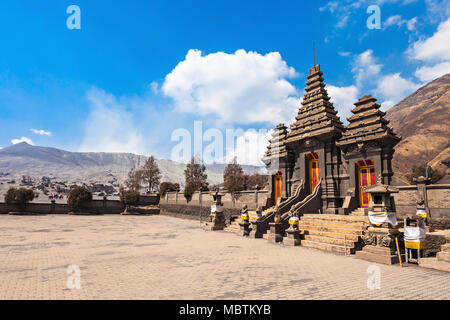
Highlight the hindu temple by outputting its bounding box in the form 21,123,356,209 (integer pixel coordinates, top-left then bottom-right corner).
263,64,401,216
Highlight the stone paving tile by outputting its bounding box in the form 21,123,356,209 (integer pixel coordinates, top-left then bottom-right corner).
0,214,448,300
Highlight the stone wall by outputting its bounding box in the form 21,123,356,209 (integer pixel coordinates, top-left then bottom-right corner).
394,184,450,219
160,203,241,222
161,190,270,210
0,195,160,215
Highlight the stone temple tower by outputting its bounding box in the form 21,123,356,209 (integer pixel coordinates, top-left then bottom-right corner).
337,95,401,210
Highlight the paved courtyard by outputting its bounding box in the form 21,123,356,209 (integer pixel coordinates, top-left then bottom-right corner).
0,214,449,300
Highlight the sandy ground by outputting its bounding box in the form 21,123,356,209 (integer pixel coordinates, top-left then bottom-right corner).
0,214,449,300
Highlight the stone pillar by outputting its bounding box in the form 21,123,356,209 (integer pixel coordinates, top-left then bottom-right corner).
414,176,431,221
239,205,251,237
268,212,283,243
284,216,301,246
250,207,265,238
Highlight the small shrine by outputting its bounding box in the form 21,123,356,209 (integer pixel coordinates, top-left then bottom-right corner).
355,177,404,265
364,175,399,227
204,188,226,231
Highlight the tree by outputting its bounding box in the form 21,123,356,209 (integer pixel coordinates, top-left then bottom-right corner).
159,182,180,196
4,187,35,210
223,157,245,194
407,165,444,185
244,173,268,190
119,187,140,208
184,156,208,192
125,167,142,192
68,186,93,211
141,156,161,193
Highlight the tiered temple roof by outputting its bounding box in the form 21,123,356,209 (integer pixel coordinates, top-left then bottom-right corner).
337,95,400,148
262,123,290,163
286,65,344,144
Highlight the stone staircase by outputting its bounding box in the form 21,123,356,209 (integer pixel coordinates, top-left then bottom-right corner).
350,208,366,216
224,211,259,232
298,214,370,255
419,233,450,272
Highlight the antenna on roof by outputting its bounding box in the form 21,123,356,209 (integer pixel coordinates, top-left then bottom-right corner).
313,41,316,66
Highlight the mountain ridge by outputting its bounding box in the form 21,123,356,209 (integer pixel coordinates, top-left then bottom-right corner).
385,73,450,179
0,142,265,187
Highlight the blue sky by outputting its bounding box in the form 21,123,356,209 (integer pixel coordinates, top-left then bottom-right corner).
0,0,449,165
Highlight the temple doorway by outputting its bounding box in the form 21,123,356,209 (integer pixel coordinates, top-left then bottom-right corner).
274,171,283,205
307,153,319,193
357,160,375,208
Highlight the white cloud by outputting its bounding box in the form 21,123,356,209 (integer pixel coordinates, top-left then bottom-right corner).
327,85,359,121
424,0,450,24
352,49,383,88
338,51,352,57
149,81,159,94
384,15,418,31
407,17,418,31
409,16,450,82
79,88,147,155
11,137,34,145
411,17,450,62
376,73,421,104
30,128,52,136
415,61,450,81
162,49,300,125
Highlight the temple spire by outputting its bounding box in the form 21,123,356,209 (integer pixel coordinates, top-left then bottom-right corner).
313,41,316,66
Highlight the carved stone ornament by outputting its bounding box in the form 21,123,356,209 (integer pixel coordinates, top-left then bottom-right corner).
357,143,365,151
380,234,393,248
362,233,377,246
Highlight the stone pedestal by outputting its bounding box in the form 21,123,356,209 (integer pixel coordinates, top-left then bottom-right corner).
267,222,283,243
250,221,265,238
355,227,405,265
204,211,226,231
284,227,301,246
239,221,251,237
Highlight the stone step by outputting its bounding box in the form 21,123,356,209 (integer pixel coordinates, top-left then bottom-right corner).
301,240,354,255
350,208,366,216
298,222,365,233
419,257,450,272
303,235,357,247
441,244,450,252
304,229,362,240
301,214,369,223
437,251,450,262
299,220,368,229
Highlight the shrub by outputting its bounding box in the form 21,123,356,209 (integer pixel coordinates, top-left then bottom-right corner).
119,188,140,206
159,182,180,196
68,186,93,210
183,183,196,201
4,187,35,209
